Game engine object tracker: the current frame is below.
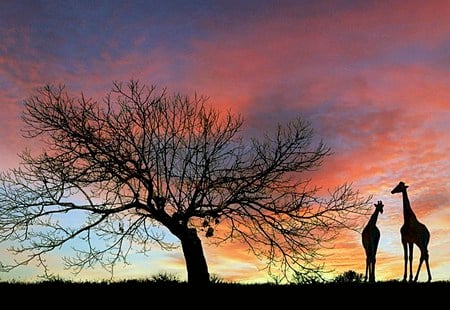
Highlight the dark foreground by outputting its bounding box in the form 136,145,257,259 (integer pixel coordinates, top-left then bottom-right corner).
1,280,447,306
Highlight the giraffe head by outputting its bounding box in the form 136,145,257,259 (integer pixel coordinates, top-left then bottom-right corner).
374,200,384,214
391,181,408,194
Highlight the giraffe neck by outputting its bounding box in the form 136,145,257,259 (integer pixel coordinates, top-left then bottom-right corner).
368,210,380,226
402,189,417,222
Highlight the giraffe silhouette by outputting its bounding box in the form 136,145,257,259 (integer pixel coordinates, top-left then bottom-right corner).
362,200,384,282
391,181,432,282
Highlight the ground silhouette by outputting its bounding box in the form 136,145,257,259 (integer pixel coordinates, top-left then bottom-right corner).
0,278,448,306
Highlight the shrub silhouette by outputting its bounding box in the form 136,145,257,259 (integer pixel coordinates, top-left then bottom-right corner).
333,270,364,283
150,272,180,284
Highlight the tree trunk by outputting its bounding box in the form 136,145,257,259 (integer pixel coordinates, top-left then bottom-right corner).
179,227,210,285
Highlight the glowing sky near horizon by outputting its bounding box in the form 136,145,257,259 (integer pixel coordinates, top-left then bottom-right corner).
1,0,449,283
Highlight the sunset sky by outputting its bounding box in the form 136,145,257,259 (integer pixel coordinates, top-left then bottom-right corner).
1,0,449,283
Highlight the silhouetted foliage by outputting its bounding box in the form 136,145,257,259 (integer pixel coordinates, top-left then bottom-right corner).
150,272,180,284
289,268,326,284
0,80,371,285
333,270,364,283
209,273,226,284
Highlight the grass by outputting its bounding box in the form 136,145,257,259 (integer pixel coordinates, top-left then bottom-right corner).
0,277,447,307
1,277,447,290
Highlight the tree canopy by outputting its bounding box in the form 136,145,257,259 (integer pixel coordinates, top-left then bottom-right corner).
0,80,371,285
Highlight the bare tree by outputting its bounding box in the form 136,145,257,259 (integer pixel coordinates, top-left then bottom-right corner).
0,80,371,285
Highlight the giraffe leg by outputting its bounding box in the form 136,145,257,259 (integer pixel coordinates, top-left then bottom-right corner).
425,259,432,282
371,257,376,282
414,256,423,282
368,260,372,282
424,250,432,282
364,257,369,282
402,242,408,282
414,247,430,282
408,243,414,282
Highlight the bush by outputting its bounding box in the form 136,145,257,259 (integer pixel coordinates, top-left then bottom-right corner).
333,270,364,283
149,272,180,284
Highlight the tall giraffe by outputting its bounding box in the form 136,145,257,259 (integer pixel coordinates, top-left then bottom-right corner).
362,200,384,282
391,181,432,282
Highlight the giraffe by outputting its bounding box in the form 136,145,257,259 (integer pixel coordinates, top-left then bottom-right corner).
391,181,432,282
362,200,384,282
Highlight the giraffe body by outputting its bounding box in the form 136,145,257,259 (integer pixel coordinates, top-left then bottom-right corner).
362,200,383,282
391,181,432,282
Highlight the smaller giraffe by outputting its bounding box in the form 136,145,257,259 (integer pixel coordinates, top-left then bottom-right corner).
362,200,384,282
